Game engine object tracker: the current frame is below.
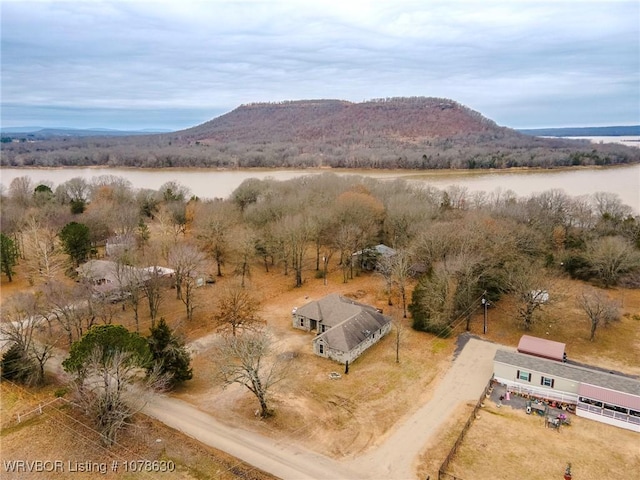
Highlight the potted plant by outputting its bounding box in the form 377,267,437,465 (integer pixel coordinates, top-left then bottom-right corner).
564,462,572,480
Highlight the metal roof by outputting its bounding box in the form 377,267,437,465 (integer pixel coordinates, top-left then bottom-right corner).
352,244,397,257
494,349,640,399
517,335,565,361
578,383,640,411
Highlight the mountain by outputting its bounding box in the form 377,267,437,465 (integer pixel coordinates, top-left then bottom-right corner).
2,97,639,170
518,126,640,137
175,97,511,144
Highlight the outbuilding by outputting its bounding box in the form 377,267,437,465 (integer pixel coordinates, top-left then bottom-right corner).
517,335,566,362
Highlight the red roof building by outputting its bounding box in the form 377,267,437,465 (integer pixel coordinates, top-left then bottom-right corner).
517,335,566,362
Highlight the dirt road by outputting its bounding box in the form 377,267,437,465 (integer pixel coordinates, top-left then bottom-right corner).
144,395,363,480
142,337,499,480
346,337,500,479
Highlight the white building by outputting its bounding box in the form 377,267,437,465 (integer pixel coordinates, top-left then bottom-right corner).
494,349,640,432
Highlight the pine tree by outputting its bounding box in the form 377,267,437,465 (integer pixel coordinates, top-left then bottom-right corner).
0,343,36,383
147,318,192,389
0,233,19,282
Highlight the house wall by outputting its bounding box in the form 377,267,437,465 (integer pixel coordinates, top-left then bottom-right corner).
576,404,640,433
292,314,312,332
313,323,392,364
493,361,580,403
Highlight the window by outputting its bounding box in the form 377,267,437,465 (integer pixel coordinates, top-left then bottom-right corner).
604,403,629,414
541,376,555,388
300,318,304,327
517,370,532,382
319,343,324,354
579,397,603,408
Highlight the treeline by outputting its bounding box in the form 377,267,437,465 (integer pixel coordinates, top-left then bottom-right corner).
2,131,637,170
2,97,639,169
2,172,639,305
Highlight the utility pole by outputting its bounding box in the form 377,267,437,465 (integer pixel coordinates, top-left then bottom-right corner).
482,292,489,334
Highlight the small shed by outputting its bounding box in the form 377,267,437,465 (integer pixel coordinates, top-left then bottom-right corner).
517,335,566,362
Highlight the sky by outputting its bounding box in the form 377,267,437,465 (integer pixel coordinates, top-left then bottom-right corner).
1,0,639,131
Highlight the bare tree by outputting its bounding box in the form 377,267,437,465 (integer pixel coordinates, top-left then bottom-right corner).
8,176,34,208
392,313,406,364
215,283,262,336
211,329,288,417
577,288,620,341
284,214,310,288
195,200,238,277
0,291,58,385
141,266,164,327
44,282,95,346
68,347,164,446
505,262,551,331
112,256,145,333
232,227,255,288
333,224,359,283
168,243,207,321
586,236,640,287
21,217,66,285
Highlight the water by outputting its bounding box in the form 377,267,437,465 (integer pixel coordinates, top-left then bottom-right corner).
1,164,638,212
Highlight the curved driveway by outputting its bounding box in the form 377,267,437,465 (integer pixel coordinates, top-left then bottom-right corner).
143,337,500,480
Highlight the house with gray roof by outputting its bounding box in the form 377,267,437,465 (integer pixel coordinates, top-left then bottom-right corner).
352,244,396,271
494,349,640,432
292,293,392,364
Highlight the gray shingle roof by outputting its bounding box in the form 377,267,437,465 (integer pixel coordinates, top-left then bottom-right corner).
298,294,392,353
316,309,391,353
494,349,640,397
296,293,366,328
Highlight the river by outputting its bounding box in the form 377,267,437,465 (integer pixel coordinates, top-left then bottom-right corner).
1,164,638,212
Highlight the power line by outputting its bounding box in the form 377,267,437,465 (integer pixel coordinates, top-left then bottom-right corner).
2,379,158,479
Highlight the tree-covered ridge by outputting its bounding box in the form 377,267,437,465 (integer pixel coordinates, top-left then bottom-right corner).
2,97,638,169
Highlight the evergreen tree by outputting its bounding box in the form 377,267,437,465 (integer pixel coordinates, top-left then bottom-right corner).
59,222,91,266
147,318,192,389
0,233,19,281
0,343,36,382
62,324,151,376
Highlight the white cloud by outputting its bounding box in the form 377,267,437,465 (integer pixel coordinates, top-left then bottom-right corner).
1,0,638,129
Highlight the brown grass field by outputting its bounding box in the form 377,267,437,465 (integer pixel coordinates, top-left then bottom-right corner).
445,399,640,480
0,380,276,480
1,250,639,479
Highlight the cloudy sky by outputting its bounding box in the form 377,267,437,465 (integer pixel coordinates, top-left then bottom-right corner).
1,0,638,131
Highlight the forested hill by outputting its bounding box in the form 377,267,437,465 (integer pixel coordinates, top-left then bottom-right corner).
2,97,639,169
177,98,506,143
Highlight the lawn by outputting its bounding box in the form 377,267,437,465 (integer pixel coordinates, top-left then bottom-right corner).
444,398,640,480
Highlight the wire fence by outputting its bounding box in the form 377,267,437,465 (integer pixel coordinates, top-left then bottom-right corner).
438,379,494,480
